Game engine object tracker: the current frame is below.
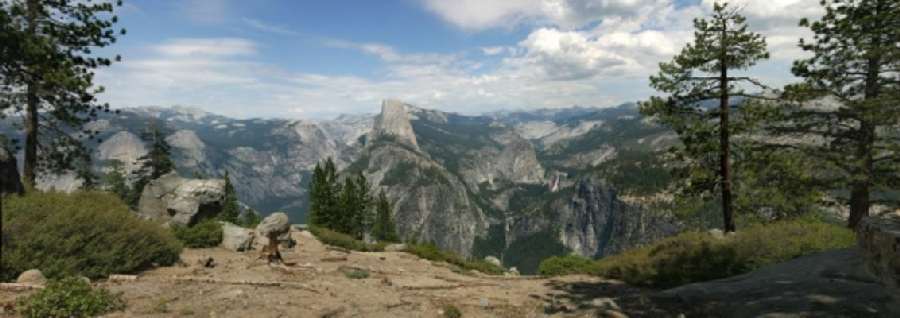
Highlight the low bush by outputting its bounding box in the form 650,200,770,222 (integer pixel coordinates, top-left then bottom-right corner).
538,255,599,276
309,226,386,252
442,304,462,318
405,243,505,275
16,277,125,318
171,219,223,248
339,266,370,279
1,191,182,281
593,219,855,287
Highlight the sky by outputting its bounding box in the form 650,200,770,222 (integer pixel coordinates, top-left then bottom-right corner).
94,0,825,119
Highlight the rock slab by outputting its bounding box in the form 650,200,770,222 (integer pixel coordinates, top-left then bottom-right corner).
858,215,900,308
137,172,226,226
220,222,255,252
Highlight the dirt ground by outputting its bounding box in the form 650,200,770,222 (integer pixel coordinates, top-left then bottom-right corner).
1,230,679,318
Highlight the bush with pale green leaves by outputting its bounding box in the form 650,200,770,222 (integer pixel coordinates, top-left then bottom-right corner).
17,277,124,318
1,191,182,281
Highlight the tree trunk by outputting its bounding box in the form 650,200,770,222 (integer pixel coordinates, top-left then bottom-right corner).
848,124,875,229
22,0,39,187
849,19,883,228
719,25,735,233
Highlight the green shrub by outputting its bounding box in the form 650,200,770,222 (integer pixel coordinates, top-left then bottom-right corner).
309,226,386,252
171,219,223,248
538,255,599,276
340,266,370,279
1,191,182,281
443,304,462,318
17,277,125,318
405,243,505,275
593,219,855,287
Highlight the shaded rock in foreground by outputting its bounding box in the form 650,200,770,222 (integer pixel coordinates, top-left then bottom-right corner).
660,249,898,317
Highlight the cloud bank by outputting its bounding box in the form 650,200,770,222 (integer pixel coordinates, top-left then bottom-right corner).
96,0,824,119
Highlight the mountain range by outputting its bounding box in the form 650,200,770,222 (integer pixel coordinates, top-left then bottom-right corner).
0,100,681,273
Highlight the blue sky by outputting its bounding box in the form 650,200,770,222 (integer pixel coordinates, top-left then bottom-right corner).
96,0,824,119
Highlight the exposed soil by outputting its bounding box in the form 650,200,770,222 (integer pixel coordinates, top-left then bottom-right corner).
1,230,676,318
3,231,895,317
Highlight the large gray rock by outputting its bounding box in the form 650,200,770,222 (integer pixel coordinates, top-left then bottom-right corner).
661,249,898,317
220,222,255,252
484,256,502,267
0,147,23,196
858,215,900,311
16,269,46,285
256,212,290,238
137,172,226,226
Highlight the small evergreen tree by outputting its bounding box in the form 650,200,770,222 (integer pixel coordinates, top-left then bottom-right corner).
129,123,174,207
372,191,399,242
219,171,241,224
640,2,770,232
238,208,262,227
102,159,130,203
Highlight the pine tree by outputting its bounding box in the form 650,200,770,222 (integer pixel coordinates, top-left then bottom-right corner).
238,208,262,227
774,0,900,228
220,171,241,224
337,175,358,235
129,123,174,207
372,191,399,242
0,0,125,187
640,2,770,232
102,159,130,203
308,158,341,228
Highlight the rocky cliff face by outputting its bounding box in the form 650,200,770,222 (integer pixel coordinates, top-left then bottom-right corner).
371,100,419,150
356,141,489,256
349,101,678,263
508,179,679,258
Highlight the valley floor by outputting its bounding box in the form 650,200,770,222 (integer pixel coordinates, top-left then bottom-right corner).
2,230,896,317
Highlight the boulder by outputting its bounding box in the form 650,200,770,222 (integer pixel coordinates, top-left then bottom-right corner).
384,243,407,252
857,215,900,310
16,269,46,285
484,256,502,267
256,212,290,238
255,212,295,248
0,147,24,196
137,172,226,226
220,222,255,252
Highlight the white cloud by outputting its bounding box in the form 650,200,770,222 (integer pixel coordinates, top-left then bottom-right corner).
243,18,299,36
95,0,827,119
420,0,665,30
153,38,256,57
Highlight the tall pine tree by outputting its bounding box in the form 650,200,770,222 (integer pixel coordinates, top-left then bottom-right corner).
776,0,900,228
640,2,769,232
0,0,125,187
308,158,340,228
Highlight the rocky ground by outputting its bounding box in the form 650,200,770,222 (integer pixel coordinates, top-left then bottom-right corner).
2,230,896,317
